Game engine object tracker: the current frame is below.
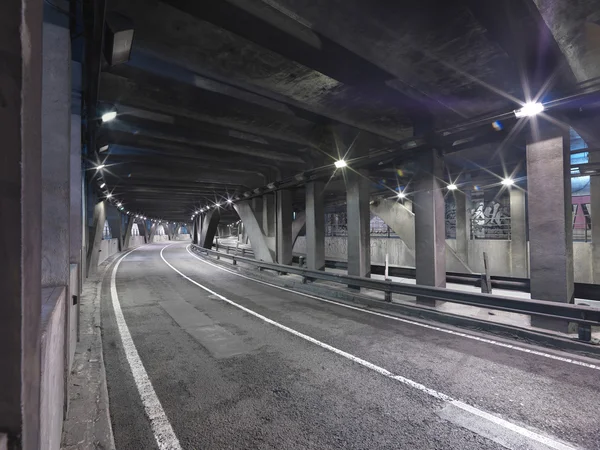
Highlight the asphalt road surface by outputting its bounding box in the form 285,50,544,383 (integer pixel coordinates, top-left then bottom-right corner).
101,243,600,449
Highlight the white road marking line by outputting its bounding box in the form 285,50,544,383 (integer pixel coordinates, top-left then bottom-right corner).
161,244,577,450
184,244,600,372
111,248,182,450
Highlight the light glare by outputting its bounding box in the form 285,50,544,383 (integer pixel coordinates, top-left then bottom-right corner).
447,184,457,191
101,111,117,122
502,178,514,186
334,160,347,169
514,102,544,118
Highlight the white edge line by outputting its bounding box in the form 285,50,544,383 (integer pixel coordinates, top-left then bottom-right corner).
111,247,182,450
161,244,578,450
184,244,600,372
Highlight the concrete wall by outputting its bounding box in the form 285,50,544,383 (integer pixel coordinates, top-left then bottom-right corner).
295,236,594,282
175,234,191,241
40,287,66,450
153,235,170,242
98,238,119,266
129,236,146,248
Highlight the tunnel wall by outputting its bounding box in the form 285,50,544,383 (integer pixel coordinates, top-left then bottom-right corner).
294,237,594,283
129,236,146,248
40,287,66,450
98,238,120,266
175,234,191,241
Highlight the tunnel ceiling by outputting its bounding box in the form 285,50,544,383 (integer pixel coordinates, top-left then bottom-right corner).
95,0,600,222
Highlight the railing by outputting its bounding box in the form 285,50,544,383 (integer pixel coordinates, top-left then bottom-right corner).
191,244,600,340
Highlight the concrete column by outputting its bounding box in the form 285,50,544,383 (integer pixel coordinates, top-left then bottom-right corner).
276,190,293,265
252,197,264,232
105,204,122,250
41,4,71,288
591,151,600,283
346,169,371,279
306,181,325,270
148,223,157,243
87,201,107,276
200,208,221,249
292,210,306,247
454,190,469,265
527,130,574,332
414,149,446,305
70,62,83,269
123,216,134,249
509,187,528,277
263,193,276,236
0,0,43,446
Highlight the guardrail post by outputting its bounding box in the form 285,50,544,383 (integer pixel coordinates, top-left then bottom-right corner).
481,252,492,294
578,324,592,341
242,248,245,256
232,257,237,266
226,247,229,254
384,291,392,302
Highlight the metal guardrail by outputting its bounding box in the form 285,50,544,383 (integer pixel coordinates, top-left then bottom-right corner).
214,242,600,301
192,244,600,338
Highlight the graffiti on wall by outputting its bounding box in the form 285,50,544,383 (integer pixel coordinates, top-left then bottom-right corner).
446,198,510,239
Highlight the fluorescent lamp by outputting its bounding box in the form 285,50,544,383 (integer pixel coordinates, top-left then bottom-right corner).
100,182,106,188
501,178,514,186
334,160,347,169
447,184,457,191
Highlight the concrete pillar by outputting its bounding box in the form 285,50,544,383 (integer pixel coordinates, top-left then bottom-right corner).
346,169,371,279
123,216,134,249
200,208,221,249
263,193,276,236
414,149,446,305
454,190,469,265
591,151,600,283
509,187,528,277
87,201,107,276
41,4,71,288
148,223,157,243
527,130,574,332
292,210,306,247
105,205,122,250
0,0,43,446
252,197,264,232
306,181,325,270
70,62,83,271
276,190,293,265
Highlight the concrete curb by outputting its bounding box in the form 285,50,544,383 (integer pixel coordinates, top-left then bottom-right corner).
199,253,600,361
61,251,124,450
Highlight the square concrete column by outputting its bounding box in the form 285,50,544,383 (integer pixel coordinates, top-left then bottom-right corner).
454,190,469,265
306,181,325,270
263,193,276,237
527,130,574,332
276,190,293,265
509,187,528,277
590,151,600,283
42,6,71,287
346,168,371,280
415,149,446,305
0,0,43,446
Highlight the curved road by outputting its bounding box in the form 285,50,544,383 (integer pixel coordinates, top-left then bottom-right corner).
101,243,600,449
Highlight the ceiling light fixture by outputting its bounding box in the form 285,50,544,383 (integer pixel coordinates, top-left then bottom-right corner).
398,191,406,199
334,160,347,169
514,102,544,118
101,111,117,122
96,164,106,170
117,202,122,207
227,199,232,204
447,184,457,191
501,178,514,186
100,182,106,188
106,193,112,198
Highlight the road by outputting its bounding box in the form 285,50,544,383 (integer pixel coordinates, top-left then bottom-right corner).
101,243,600,449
